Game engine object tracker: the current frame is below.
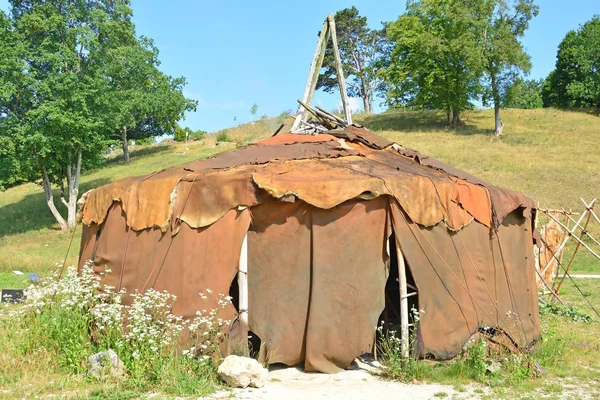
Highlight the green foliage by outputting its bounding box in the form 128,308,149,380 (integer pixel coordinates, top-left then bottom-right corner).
503,78,544,109
479,0,538,132
0,265,223,396
250,103,258,116
216,131,232,142
189,130,207,141
103,36,197,149
0,0,195,225
317,7,390,114
173,126,206,142
384,0,485,126
542,16,600,109
539,302,592,323
462,339,490,382
135,137,156,146
384,0,538,129
174,125,192,142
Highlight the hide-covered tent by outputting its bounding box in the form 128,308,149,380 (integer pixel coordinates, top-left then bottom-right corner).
78,126,541,373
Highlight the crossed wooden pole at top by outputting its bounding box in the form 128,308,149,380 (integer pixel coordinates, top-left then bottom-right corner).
291,13,353,133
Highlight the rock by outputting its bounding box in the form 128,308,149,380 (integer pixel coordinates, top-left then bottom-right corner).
88,349,125,378
218,355,268,388
486,360,501,374
534,363,547,376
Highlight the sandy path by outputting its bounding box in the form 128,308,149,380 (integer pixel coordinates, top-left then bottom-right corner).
207,357,485,400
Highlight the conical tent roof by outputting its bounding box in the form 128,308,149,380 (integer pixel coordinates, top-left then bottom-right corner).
81,126,534,233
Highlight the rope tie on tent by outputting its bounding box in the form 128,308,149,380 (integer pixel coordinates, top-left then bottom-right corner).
454,230,530,346
58,222,80,279
491,228,530,343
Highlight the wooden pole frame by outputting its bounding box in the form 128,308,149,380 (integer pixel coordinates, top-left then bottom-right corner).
553,212,592,294
328,14,353,125
544,208,600,261
291,13,353,132
396,242,410,359
538,206,591,279
238,233,249,353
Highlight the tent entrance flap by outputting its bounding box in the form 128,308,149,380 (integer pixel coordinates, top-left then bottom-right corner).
379,233,419,357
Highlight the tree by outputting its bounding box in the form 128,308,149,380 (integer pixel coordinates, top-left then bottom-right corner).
503,77,543,109
173,124,192,142
0,1,121,230
316,7,390,114
0,0,194,230
384,0,484,127
479,0,538,135
541,70,561,108
542,16,600,110
0,11,29,190
250,103,258,119
102,34,196,164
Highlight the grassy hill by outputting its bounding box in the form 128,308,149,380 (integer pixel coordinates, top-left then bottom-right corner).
1,108,599,288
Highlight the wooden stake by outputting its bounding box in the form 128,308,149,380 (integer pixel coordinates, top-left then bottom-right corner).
554,212,592,294
292,19,330,132
544,209,600,261
539,207,590,277
328,14,353,125
535,268,566,306
238,233,249,352
396,243,409,358
581,198,600,224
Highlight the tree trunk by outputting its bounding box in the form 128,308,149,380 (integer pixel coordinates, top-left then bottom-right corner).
68,149,81,228
362,95,371,114
120,126,130,164
360,78,373,114
491,73,503,136
494,104,503,136
451,109,463,128
42,166,68,232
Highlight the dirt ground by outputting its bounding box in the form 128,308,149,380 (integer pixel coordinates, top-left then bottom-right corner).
205,357,486,400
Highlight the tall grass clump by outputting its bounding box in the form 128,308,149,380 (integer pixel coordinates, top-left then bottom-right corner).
0,263,230,397
378,307,537,387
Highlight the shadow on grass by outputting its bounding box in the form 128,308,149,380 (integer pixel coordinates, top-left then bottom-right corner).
360,110,492,136
0,178,110,236
102,144,173,167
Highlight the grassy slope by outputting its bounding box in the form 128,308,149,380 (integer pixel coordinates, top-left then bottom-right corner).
0,108,599,397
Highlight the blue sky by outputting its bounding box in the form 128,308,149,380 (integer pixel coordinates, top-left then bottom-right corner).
1,1,599,132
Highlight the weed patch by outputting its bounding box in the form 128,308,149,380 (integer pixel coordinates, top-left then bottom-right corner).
0,264,227,397
539,301,592,323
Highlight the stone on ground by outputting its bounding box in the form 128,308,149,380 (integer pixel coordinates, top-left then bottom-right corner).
88,349,125,378
218,355,268,388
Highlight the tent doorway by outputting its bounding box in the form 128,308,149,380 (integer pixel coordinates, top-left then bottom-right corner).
378,233,419,355
229,272,262,357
